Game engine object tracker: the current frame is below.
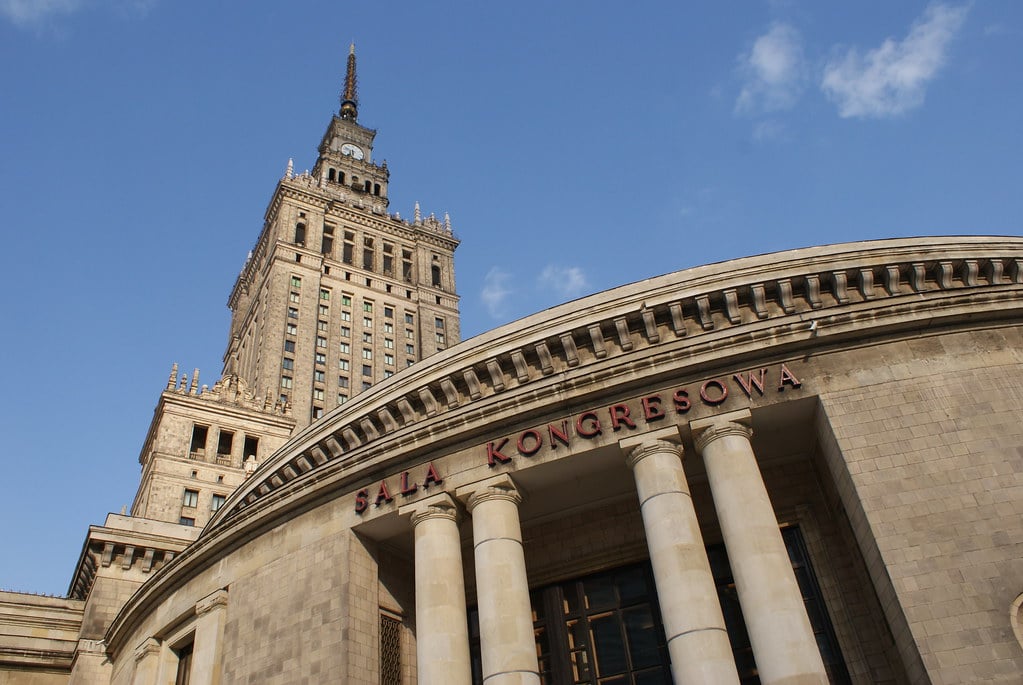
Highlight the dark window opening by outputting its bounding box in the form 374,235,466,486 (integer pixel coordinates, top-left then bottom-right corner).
364,180,372,193
244,436,259,460
374,183,381,196
217,430,233,458
431,264,442,287
340,172,346,185
363,248,374,271
328,168,336,181
380,614,402,685
294,223,306,245
189,425,208,456
321,235,334,256
175,639,193,685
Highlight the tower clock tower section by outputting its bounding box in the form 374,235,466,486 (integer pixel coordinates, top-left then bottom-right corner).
224,45,461,429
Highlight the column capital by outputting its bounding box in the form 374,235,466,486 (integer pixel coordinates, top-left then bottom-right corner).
403,491,461,527
195,588,228,617
691,409,753,454
619,425,683,470
456,474,522,513
133,637,161,663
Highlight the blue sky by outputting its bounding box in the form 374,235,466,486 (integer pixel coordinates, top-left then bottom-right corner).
1,1,1020,595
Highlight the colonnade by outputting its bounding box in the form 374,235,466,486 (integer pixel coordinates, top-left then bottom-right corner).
402,409,828,685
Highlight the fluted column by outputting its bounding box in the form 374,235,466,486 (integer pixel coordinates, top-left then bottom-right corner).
691,409,827,685
457,475,539,685
620,427,740,685
404,493,472,685
190,589,228,685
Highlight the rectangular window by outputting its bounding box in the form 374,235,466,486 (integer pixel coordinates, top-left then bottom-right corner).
339,342,350,354
362,317,372,328
406,344,415,354
179,517,195,527
363,381,372,390
363,302,374,313
342,295,352,306
244,436,259,459
407,359,415,367
288,307,299,318
436,333,445,344
363,365,372,376
314,370,325,382
182,489,199,507
317,320,329,331
384,338,394,349
282,358,294,370
341,311,351,321
286,323,298,335
341,326,351,337
384,322,394,333
320,289,330,300
338,376,349,388
362,349,373,359
189,425,208,455
291,276,302,288
405,313,414,324
384,370,394,378
343,240,354,264
385,354,394,365
313,388,324,401
405,329,414,339
384,306,394,319
339,360,350,371
315,353,326,365
211,494,226,512
319,304,329,316
290,291,300,303
281,376,293,388
284,340,295,352
312,407,324,419
338,393,347,404
363,332,372,343
435,317,445,329
217,431,233,457
316,336,327,348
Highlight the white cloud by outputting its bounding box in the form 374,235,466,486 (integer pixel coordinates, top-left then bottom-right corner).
537,265,589,301
0,0,81,26
480,267,513,318
752,119,786,143
0,0,154,28
735,22,805,114
821,3,969,118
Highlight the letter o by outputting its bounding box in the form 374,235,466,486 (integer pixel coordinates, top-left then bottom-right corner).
517,429,543,456
700,378,728,405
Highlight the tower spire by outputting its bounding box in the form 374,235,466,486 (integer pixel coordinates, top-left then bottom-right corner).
339,42,358,121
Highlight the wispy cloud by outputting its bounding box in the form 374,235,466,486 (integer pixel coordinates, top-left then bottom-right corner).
1,0,154,28
735,22,806,114
480,267,513,318
0,0,81,26
821,3,969,118
537,265,589,301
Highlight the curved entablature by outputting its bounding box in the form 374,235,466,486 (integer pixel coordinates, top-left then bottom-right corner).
217,236,1023,526
104,236,1023,655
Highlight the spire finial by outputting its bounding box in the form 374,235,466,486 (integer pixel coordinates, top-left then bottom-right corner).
414,201,422,223
340,42,358,120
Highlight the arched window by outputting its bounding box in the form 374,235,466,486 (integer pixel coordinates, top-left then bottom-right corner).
294,223,306,246
328,168,336,182
373,183,381,196
364,180,372,193
340,172,346,185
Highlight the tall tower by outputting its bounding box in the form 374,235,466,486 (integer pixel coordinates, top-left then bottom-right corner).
224,44,461,428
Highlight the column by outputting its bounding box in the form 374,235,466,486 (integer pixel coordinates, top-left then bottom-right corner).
131,638,161,685
691,409,827,685
457,475,539,685
620,427,740,685
191,589,228,685
403,493,472,685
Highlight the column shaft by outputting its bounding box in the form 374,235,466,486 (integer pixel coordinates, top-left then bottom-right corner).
460,476,539,685
190,589,228,685
693,410,827,685
406,494,472,685
621,429,740,685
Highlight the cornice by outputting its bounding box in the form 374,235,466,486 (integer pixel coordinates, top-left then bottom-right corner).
103,236,1023,656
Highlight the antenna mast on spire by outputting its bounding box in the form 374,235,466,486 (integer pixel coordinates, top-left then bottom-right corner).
339,42,358,121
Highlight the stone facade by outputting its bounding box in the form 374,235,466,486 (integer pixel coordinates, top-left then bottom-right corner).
1,45,1021,685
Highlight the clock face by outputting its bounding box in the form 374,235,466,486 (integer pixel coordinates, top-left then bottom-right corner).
340,143,365,160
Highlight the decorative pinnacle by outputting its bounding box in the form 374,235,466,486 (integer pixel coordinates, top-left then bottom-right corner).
340,42,358,120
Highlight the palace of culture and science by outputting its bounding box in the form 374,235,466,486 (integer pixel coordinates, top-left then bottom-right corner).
3,44,1023,685
131,45,461,531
